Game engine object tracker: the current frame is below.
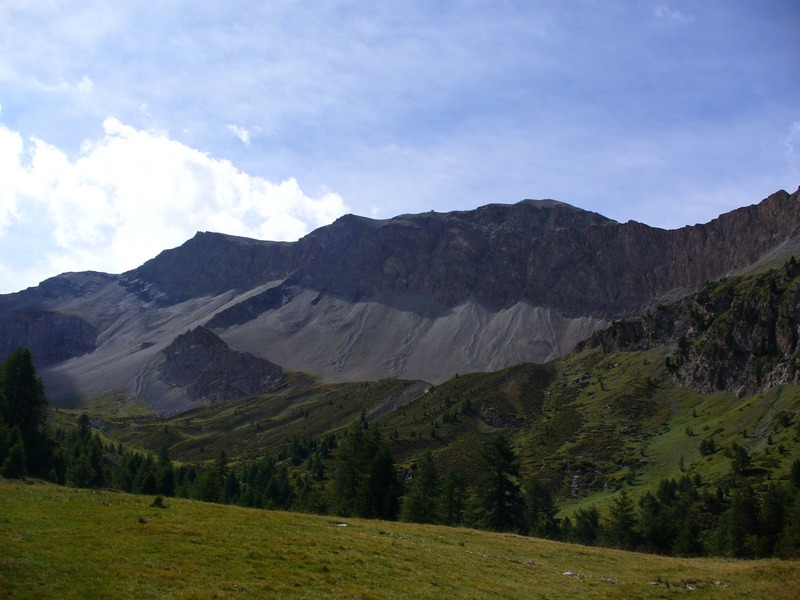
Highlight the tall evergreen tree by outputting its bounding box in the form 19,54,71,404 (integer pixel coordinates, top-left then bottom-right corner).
469,433,526,534
365,444,401,520
570,506,601,545
776,493,800,558
0,348,49,475
331,425,399,519
439,470,466,526
604,489,639,550
1,427,27,479
401,452,441,524
523,477,559,539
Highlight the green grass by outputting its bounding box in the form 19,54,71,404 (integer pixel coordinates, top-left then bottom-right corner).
2,479,799,599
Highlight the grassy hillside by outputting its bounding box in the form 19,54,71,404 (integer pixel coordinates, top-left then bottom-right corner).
2,479,799,599
57,344,800,520
58,374,414,465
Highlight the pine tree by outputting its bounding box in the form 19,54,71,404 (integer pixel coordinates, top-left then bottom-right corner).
570,506,601,545
776,493,800,558
1,428,27,479
439,470,466,526
469,433,526,533
364,443,400,520
224,471,240,504
638,491,671,553
604,489,639,550
523,477,559,539
757,483,787,557
401,452,440,524
672,506,703,557
331,425,399,519
0,348,50,475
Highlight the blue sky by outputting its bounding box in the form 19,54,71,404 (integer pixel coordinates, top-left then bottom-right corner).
1,1,799,293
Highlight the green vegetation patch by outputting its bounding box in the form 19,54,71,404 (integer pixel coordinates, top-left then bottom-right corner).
2,480,799,599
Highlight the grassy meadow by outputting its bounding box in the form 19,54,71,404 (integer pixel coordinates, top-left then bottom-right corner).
2,479,799,599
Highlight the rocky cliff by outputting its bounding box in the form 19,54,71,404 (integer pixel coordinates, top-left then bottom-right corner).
0,188,798,411
124,189,800,317
583,257,800,397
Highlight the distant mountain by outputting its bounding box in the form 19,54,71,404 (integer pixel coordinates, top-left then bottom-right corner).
1,188,798,411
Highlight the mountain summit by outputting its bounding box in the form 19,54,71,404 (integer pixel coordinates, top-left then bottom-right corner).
1,189,798,410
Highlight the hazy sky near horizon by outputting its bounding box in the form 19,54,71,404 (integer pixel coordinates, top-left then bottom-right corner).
1,1,799,294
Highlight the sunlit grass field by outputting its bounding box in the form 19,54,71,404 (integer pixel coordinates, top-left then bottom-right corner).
2,479,799,599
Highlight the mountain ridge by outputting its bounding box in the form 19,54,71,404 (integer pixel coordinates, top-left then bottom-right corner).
1,188,798,410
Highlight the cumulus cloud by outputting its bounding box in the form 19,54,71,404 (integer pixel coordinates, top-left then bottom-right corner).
0,118,349,292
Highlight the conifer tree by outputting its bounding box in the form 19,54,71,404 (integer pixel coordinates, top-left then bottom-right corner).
0,348,49,475
439,470,466,526
604,489,639,550
523,477,559,539
401,452,440,524
776,494,800,558
331,425,399,519
1,427,27,479
469,433,526,533
570,506,601,545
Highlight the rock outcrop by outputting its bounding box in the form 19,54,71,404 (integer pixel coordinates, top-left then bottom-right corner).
136,326,286,414
583,257,800,397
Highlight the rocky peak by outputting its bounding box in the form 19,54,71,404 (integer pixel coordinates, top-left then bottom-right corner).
123,232,291,304
142,326,286,411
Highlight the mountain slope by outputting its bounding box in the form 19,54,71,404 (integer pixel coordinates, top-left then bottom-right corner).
1,189,798,409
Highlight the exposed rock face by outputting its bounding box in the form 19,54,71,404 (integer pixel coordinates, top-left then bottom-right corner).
584,258,800,397
136,326,286,414
0,310,97,365
124,189,800,317
0,188,798,409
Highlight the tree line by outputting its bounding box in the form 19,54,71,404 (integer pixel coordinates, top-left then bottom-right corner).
2,347,799,559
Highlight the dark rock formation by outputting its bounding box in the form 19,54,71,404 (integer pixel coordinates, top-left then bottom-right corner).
0,310,97,365
142,326,286,409
122,189,800,317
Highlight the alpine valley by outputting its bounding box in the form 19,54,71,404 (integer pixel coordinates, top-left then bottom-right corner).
3,189,800,595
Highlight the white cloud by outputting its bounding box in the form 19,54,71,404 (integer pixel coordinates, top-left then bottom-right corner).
655,5,688,23
226,124,252,146
32,74,94,94
0,118,349,293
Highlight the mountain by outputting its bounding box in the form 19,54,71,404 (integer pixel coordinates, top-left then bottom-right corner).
1,188,798,411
